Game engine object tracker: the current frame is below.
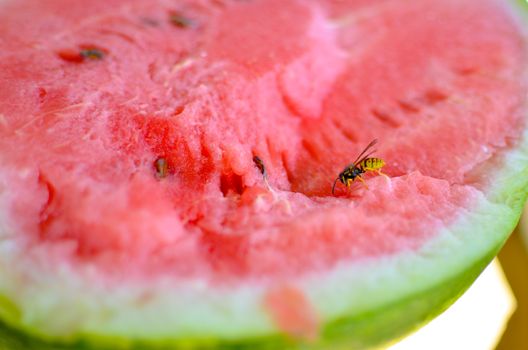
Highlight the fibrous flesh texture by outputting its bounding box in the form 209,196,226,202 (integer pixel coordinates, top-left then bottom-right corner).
0,0,527,348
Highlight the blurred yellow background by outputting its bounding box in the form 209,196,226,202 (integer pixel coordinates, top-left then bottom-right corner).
496,221,528,349
389,210,528,350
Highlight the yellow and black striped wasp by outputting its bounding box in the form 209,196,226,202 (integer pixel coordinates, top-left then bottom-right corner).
332,139,387,195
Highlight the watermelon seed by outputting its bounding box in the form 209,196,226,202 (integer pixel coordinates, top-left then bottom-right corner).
331,118,357,142
154,157,169,179
253,156,266,177
301,140,320,161
253,156,273,192
371,108,400,128
38,87,47,101
57,47,106,63
37,173,57,234
80,48,105,60
339,127,357,143
423,89,448,105
173,105,185,116
397,100,420,113
56,49,84,63
169,12,196,29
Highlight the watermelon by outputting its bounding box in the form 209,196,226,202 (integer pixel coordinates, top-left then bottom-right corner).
1,0,528,348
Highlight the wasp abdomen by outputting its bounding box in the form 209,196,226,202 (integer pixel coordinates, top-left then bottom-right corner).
360,157,385,171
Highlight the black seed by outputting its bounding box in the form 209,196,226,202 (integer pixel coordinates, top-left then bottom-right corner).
169,13,196,28
154,158,169,179
253,156,266,176
80,48,105,60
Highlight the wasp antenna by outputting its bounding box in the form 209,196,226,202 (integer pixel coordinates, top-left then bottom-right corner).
332,177,339,195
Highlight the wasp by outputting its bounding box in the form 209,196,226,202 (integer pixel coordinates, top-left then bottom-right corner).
332,139,387,195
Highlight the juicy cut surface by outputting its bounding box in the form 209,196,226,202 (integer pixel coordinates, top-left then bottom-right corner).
0,0,526,282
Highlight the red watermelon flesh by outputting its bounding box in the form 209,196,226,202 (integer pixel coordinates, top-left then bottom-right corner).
0,0,527,347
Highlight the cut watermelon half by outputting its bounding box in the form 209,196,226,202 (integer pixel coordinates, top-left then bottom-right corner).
1,0,528,349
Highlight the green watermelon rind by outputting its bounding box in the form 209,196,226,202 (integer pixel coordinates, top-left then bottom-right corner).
1,1,528,349
0,247,502,350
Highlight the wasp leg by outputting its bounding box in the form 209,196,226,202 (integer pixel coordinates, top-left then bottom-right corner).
376,170,391,181
357,176,369,189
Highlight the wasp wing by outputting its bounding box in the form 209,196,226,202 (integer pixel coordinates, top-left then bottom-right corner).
350,139,378,166
355,149,378,168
